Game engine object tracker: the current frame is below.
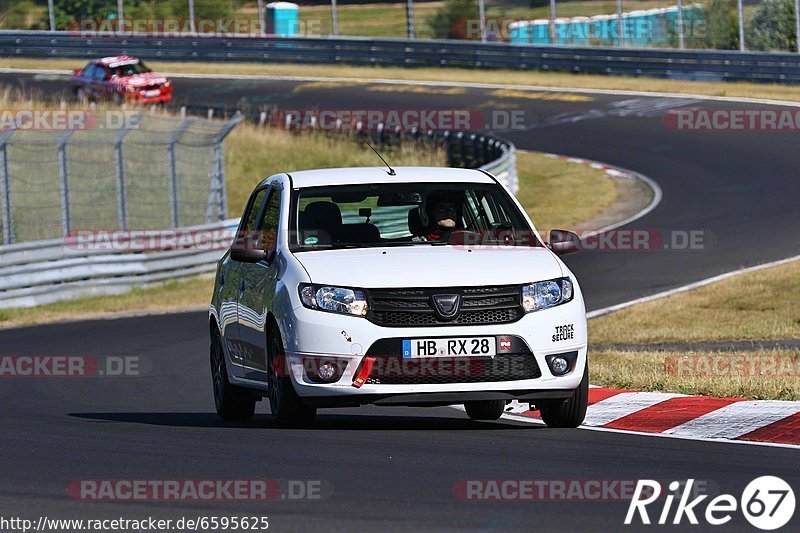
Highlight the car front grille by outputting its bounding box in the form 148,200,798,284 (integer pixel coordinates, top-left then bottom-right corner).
364,354,541,385
367,285,523,327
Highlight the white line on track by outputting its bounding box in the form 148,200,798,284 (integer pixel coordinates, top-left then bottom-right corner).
587,254,800,318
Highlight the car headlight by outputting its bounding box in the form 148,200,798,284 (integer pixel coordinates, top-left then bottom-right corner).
299,284,368,317
521,277,573,312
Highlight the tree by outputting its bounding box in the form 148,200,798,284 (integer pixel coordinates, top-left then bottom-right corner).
700,0,740,50
428,0,479,40
749,0,797,51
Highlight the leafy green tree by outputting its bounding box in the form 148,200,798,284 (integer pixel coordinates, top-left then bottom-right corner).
749,0,797,51
0,0,48,29
699,0,740,50
428,0,479,40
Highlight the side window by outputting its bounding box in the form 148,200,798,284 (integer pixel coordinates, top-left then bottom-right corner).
464,191,489,231
241,188,269,236
259,189,281,253
83,64,97,78
96,66,110,80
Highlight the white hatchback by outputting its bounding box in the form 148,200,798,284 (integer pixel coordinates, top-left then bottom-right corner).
209,167,588,427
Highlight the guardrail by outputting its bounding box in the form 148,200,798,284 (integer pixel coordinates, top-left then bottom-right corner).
0,127,516,309
3,30,800,83
0,219,237,308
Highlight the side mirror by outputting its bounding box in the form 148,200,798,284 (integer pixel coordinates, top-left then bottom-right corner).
231,247,267,263
547,229,581,255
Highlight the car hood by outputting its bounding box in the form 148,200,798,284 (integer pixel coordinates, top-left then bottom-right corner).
293,246,563,288
112,73,168,88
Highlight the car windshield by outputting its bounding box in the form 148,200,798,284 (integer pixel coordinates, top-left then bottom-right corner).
290,182,542,250
110,61,151,77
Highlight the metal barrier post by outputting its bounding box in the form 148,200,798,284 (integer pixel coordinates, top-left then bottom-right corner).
167,117,197,228
737,0,745,51
207,113,243,222
114,116,138,231
57,130,75,236
0,131,14,245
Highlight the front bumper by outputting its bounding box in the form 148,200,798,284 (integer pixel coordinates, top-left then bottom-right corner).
124,85,173,104
280,298,587,403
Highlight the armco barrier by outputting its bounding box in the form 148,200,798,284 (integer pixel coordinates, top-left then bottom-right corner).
2,30,800,83
0,129,516,309
0,219,238,308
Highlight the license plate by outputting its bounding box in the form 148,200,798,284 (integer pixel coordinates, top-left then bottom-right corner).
402,337,496,358
143,89,160,97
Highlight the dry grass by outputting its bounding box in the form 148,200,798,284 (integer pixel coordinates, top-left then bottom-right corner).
0,276,213,329
5,58,800,104
223,125,444,215
590,260,800,345
589,260,800,399
516,150,617,231
591,349,800,400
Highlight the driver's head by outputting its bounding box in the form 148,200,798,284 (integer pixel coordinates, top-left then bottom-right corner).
432,199,458,229
425,192,461,232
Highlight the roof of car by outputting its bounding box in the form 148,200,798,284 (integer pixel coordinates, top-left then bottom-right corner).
285,166,496,188
97,56,140,66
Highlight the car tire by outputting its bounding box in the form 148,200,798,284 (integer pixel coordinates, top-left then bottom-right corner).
539,363,589,428
267,328,317,428
464,399,506,421
210,332,256,421
75,87,88,103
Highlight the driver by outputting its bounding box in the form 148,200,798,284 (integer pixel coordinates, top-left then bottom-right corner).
425,195,462,242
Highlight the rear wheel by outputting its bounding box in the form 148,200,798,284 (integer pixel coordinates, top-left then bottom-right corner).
539,363,589,428
268,328,317,428
210,332,256,421
464,399,506,421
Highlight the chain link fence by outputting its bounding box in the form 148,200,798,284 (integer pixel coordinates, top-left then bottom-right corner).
0,111,241,245
5,0,800,52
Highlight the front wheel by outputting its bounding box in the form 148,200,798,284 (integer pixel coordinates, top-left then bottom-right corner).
464,399,506,421
268,328,316,428
539,363,589,428
210,332,256,421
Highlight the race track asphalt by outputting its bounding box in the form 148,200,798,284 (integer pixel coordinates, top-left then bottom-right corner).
0,71,798,531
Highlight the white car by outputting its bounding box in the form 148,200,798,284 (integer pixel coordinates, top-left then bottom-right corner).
209,167,588,427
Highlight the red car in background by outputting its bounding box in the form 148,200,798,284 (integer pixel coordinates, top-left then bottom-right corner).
70,56,173,104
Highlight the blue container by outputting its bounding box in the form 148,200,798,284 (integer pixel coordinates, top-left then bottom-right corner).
509,20,550,45
266,2,299,36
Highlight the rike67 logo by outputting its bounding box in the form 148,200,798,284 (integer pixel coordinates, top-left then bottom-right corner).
625,477,795,530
